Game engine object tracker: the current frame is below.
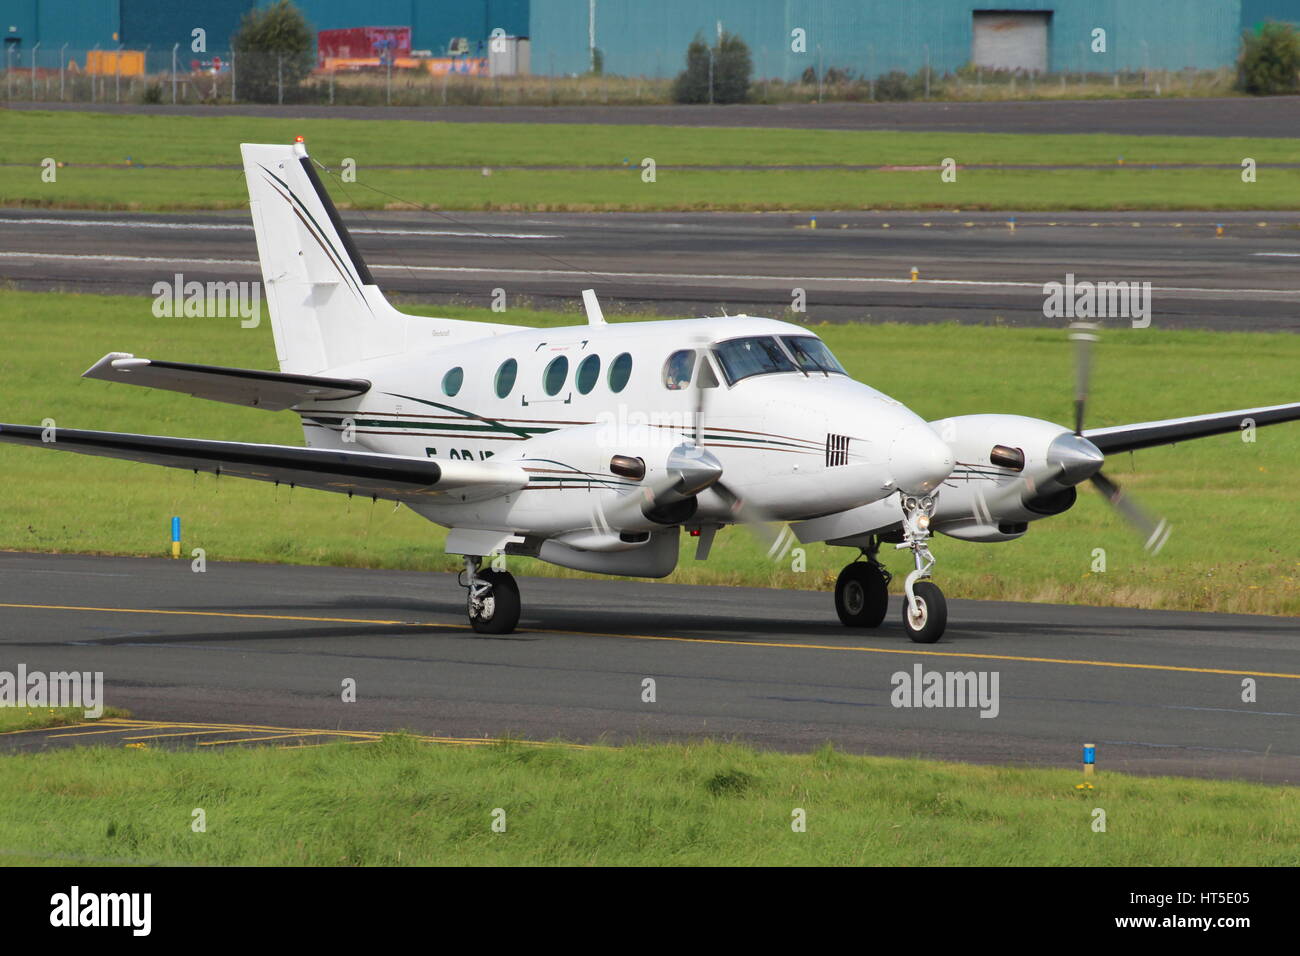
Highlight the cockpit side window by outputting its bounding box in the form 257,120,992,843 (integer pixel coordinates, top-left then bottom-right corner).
781,336,847,375
711,336,798,385
662,349,696,390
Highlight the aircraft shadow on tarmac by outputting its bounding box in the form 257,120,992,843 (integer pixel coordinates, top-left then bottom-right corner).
51,591,1283,648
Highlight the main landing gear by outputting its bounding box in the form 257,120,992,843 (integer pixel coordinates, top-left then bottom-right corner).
461,557,520,634
833,495,947,644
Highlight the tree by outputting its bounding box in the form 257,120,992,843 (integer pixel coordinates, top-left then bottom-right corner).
232,0,315,104
1237,20,1300,95
672,31,752,104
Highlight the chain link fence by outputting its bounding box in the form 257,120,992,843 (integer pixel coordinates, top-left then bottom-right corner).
0,44,1236,108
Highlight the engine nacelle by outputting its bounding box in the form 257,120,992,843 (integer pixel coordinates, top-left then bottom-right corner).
928,413,1085,538
539,528,679,577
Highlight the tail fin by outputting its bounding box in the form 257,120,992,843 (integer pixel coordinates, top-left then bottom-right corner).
240,141,511,374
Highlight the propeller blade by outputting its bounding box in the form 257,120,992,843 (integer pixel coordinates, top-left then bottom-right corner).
690,335,714,447
1069,321,1099,436
1089,469,1172,555
711,479,783,551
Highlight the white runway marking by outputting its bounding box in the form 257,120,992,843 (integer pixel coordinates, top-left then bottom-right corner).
0,217,558,239
0,251,1295,298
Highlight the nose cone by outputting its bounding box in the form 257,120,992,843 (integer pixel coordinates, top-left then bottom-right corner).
1047,433,1105,486
889,423,954,495
667,443,724,497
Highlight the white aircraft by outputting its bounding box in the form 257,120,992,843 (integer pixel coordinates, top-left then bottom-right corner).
3,140,1298,642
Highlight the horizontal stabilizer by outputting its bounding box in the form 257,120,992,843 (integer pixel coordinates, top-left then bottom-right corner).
0,424,527,503
82,353,370,410
1084,402,1300,454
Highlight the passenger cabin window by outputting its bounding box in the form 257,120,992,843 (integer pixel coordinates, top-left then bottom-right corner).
609,352,633,393
576,354,600,394
662,349,696,390
495,358,517,398
781,336,847,375
712,336,797,385
442,366,464,397
543,355,569,396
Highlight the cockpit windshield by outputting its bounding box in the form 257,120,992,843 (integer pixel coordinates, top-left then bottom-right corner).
711,336,797,385
781,336,847,375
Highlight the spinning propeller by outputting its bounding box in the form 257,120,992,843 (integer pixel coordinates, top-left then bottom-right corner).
1063,322,1172,554
687,341,785,552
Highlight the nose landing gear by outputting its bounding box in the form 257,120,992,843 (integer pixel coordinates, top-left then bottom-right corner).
833,496,947,643
461,556,521,634
896,494,946,643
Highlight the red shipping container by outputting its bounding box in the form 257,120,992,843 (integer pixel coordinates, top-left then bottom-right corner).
318,26,412,67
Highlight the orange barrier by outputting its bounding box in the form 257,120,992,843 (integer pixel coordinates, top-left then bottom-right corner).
80,49,145,76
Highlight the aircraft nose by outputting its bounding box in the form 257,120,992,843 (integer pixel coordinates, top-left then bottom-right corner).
1047,432,1105,486
888,422,954,495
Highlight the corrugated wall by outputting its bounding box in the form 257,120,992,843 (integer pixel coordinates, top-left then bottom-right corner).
3,0,120,58
530,0,1244,78
1241,0,1300,27
10,0,529,59
122,0,253,67
275,0,530,54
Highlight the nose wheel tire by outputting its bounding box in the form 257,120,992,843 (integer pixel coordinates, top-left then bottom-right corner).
835,562,889,628
902,581,947,643
468,569,521,634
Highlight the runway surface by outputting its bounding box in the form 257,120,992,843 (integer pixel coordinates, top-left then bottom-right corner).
1,552,1296,783
4,208,1300,329
15,97,1300,137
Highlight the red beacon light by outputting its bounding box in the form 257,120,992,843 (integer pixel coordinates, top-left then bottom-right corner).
294,135,305,143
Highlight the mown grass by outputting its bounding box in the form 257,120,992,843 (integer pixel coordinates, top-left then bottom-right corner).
0,736,1294,866
0,289,1297,615
10,110,1300,167
4,110,1300,211
6,164,1298,213
0,706,131,733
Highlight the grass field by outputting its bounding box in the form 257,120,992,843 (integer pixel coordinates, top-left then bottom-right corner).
0,706,130,733
4,110,1300,211
1,288,1297,615
0,734,1293,866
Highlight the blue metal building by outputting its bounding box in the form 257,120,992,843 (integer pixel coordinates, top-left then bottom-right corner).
530,0,1262,79
7,0,1300,77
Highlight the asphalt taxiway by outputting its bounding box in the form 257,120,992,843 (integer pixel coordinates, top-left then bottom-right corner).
3,208,1299,329
1,552,1295,783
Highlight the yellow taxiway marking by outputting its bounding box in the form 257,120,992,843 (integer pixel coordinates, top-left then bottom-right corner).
3,716,590,751
122,729,243,741
5,601,1298,681
198,733,326,747
47,725,165,738
0,602,458,629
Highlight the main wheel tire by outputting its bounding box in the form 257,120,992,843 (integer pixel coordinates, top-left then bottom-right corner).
835,562,889,628
902,581,947,644
468,569,521,634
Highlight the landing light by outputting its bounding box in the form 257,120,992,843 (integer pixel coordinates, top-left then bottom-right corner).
917,514,931,531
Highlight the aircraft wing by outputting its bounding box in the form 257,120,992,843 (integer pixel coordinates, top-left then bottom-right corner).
1083,402,1300,454
0,424,526,503
82,353,370,411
